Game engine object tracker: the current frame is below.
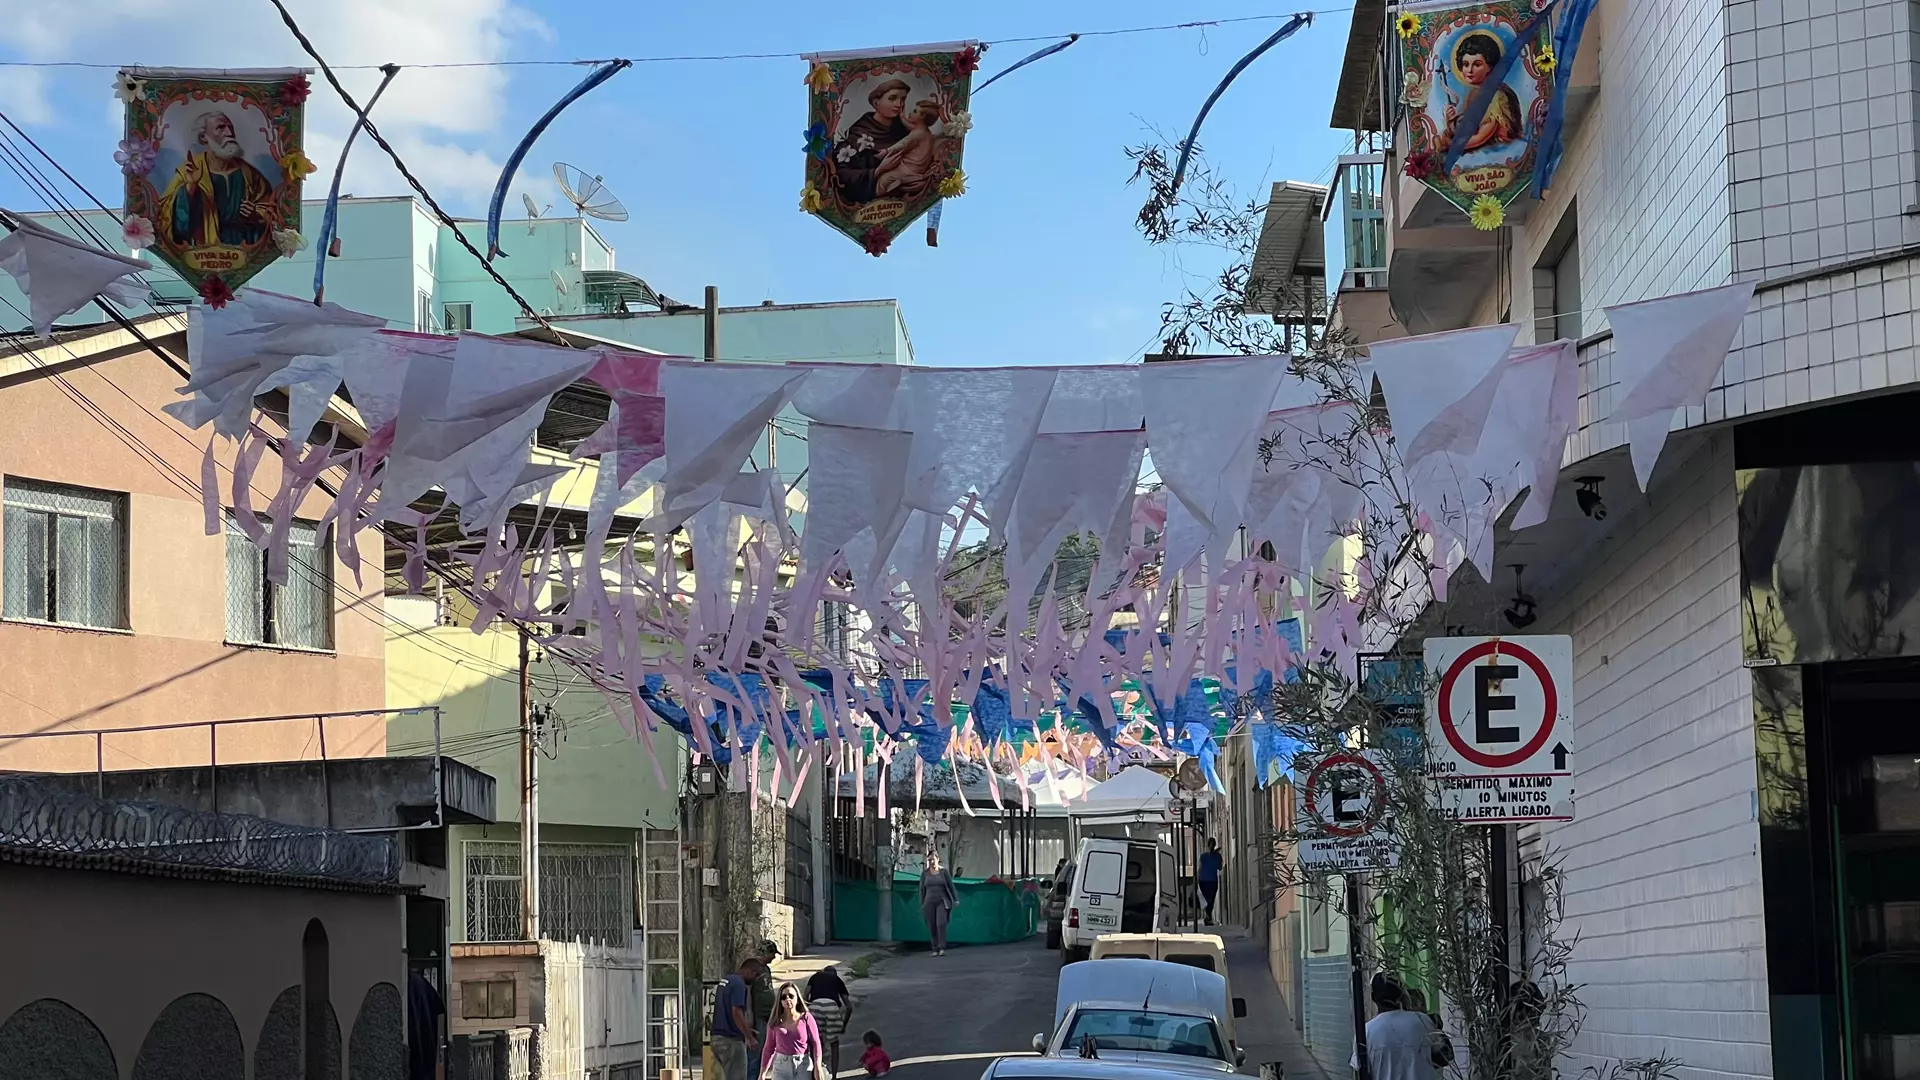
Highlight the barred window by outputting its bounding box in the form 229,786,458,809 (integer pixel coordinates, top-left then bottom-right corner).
226,517,331,650
464,840,635,946
2,479,127,630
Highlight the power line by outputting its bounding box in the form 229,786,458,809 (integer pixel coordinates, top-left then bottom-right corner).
0,10,1355,70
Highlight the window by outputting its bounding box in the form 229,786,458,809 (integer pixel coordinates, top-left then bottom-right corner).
1081,850,1125,895
460,979,516,1020
464,840,635,946
1533,203,1582,342
2,479,126,629
443,302,473,333
1062,1010,1225,1060
416,289,435,333
226,517,332,649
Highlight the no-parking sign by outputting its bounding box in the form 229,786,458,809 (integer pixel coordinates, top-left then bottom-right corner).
1423,635,1576,823
1295,750,1400,870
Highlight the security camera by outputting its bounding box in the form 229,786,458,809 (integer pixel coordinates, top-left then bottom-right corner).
1503,565,1539,629
1575,476,1607,520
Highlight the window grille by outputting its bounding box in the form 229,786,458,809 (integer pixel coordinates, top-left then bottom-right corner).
225,517,331,649
464,840,635,946
2,479,126,629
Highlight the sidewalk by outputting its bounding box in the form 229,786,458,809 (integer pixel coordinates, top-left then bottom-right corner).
770,941,900,994
1220,928,1332,1080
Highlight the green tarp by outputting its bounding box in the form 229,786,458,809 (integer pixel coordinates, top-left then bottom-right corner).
832,874,1042,944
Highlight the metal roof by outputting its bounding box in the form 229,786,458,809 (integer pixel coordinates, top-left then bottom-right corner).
1245,181,1329,322
1330,0,1388,131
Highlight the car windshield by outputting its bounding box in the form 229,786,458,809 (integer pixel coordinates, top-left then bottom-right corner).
1061,1010,1225,1060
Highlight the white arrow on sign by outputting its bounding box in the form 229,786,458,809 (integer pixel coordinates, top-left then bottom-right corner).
1423,635,1573,779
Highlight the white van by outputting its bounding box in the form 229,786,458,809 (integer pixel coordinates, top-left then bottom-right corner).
1059,838,1176,962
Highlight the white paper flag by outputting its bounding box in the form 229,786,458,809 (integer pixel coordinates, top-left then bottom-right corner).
1606,280,1755,489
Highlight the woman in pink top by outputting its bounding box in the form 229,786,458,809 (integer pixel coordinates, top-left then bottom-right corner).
760,983,827,1080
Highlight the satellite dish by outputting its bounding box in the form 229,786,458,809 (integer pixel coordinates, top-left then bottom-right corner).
553,162,629,222
522,193,542,218
551,270,571,296
1173,758,1208,793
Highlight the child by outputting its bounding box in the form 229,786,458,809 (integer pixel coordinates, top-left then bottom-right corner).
860,1030,891,1077
873,101,942,198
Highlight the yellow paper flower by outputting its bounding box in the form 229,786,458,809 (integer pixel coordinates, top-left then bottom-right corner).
938,169,967,198
1395,13,1420,38
1534,46,1557,75
279,151,317,181
799,184,823,213
805,61,834,92
1469,194,1506,231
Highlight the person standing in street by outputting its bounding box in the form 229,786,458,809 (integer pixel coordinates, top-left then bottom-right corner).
1197,838,1223,925
919,852,959,956
759,983,827,1080
1351,973,1437,1080
712,956,767,1080
750,939,781,1043
806,965,853,1078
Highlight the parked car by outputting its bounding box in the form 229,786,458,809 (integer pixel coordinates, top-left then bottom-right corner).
979,1054,1235,1080
1084,936,1244,1044
1055,956,1244,1061
1031,1002,1241,1071
1043,860,1075,949
1058,838,1175,963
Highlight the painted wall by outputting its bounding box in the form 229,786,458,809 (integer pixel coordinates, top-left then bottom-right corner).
384,599,682,832
1530,434,1770,1077
0,861,404,1079
0,329,386,770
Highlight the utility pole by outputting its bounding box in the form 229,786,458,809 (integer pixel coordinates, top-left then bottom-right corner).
520,628,542,941
703,286,719,361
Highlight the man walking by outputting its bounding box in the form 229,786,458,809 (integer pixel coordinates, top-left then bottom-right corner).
1197,838,1223,925
712,955,766,1080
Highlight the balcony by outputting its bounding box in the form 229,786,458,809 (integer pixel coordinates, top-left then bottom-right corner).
1320,154,1402,344
1247,181,1330,350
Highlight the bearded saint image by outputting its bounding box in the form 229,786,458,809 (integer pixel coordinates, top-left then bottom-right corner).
156,110,278,249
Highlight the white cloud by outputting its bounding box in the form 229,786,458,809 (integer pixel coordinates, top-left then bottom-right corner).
0,0,552,211
0,68,54,125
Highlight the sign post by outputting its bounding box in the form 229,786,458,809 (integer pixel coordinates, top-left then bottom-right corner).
1296,750,1397,1080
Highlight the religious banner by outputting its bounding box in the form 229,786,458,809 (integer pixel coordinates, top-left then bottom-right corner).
1396,0,1552,230
117,67,315,306
800,42,976,256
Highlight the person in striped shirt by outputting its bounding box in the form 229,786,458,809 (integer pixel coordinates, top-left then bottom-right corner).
806,965,853,1077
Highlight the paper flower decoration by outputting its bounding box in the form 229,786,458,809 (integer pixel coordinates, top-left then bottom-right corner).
799,184,824,214
273,228,307,257
1395,13,1420,38
281,74,312,106
1469,194,1506,231
112,72,147,104
279,150,317,181
955,45,981,76
1402,150,1437,181
803,122,830,160
861,226,893,257
199,275,234,309
1534,46,1557,75
944,109,974,137
122,215,155,251
938,170,967,198
113,137,156,177
805,62,835,91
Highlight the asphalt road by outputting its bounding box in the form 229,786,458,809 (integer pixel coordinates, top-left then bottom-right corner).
835,937,1060,1080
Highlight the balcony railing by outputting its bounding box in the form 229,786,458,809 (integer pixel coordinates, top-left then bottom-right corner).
1323,153,1388,299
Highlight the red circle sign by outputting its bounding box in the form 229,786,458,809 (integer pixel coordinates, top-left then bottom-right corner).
1303,752,1386,836
1438,641,1558,769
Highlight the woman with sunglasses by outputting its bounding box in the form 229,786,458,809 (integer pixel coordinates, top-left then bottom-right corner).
759,982,827,1080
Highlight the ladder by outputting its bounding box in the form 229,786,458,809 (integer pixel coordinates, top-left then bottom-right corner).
642,826,684,1078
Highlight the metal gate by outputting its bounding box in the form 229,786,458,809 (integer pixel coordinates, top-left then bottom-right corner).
785,806,813,937
642,827,684,1078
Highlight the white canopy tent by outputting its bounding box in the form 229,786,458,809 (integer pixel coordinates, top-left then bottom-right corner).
1067,765,1174,826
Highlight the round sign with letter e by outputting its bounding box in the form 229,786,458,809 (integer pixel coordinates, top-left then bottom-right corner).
1301,752,1388,836
1424,634,1573,778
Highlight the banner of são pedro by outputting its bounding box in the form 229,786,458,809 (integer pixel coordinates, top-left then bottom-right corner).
117,68,314,306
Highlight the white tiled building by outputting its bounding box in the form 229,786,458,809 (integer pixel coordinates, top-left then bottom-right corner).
1290,0,1920,1073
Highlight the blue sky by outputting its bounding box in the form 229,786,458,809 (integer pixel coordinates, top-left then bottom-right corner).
0,0,1349,366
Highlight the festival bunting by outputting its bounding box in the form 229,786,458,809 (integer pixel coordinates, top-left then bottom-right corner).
801,42,976,256
1396,1,1551,230
118,67,314,306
